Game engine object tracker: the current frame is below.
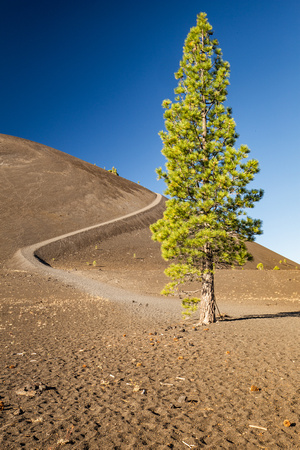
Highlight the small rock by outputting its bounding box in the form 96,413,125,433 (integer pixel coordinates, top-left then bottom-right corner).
57,438,70,445
31,416,43,423
16,389,36,397
16,382,48,397
38,383,47,393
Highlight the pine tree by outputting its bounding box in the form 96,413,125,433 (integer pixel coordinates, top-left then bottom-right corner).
150,13,263,325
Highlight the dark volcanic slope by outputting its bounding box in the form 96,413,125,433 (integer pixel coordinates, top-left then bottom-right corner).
0,134,156,263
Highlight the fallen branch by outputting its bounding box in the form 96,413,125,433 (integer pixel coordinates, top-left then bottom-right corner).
249,425,267,431
182,441,196,448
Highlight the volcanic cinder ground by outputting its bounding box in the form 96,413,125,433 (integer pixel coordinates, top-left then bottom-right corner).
0,134,299,449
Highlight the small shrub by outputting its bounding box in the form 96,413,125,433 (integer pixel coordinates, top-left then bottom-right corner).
284,259,287,264
256,263,264,270
108,166,119,176
279,260,282,264
273,266,280,270
92,261,97,267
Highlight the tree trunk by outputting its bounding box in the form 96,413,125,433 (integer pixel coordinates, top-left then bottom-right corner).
197,245,216,325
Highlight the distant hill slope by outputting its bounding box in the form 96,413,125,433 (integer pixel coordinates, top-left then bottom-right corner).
0,134,156,263
244,241,298,270
0,134,297,270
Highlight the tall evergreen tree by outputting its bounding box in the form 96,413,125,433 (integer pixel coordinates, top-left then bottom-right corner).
150,13,263,325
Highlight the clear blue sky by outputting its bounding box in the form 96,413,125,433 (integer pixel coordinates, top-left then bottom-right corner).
1,0,299,263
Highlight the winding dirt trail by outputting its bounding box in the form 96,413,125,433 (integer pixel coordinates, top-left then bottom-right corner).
12,194,162,271
9,193,182,322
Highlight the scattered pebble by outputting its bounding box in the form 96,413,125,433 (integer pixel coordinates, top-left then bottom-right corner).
56,438,70,445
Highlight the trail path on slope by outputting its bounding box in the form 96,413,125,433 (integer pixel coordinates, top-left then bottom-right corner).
10,193,182,322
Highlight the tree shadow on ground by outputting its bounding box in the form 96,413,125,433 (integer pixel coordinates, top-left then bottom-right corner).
221,310,300,322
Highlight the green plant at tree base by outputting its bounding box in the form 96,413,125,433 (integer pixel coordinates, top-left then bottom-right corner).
256,263,264,270
273,266,280,270
150,12,263,325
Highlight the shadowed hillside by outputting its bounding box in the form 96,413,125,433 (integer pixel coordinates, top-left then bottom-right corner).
0,134,156,263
